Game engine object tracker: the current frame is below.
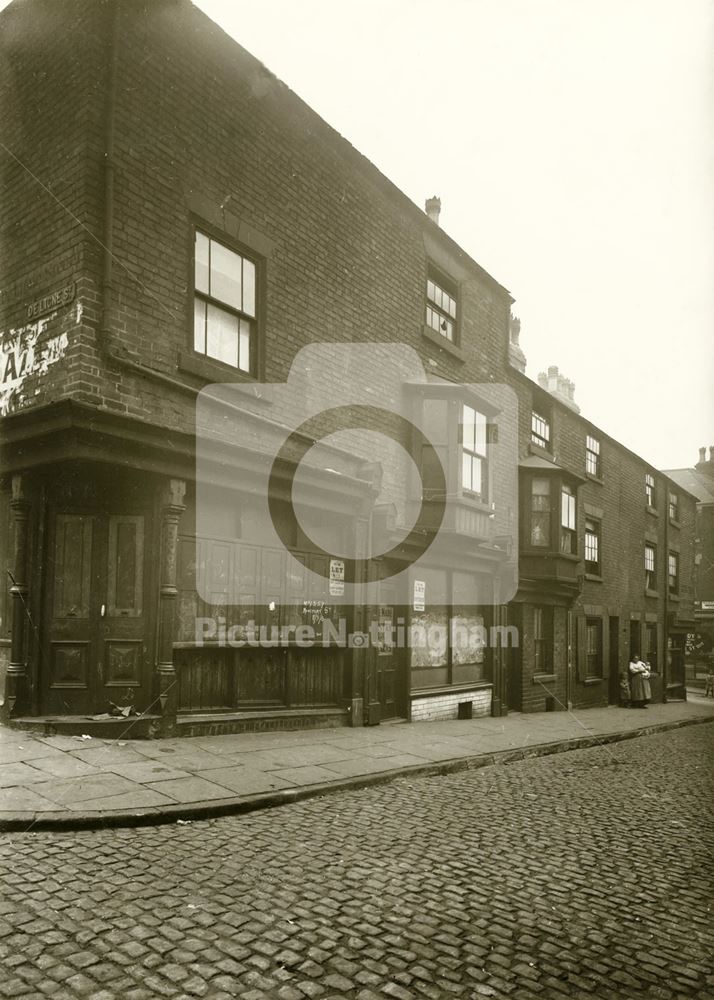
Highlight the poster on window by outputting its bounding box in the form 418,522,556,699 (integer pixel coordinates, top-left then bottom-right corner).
329,558,345,597
413,579,426,612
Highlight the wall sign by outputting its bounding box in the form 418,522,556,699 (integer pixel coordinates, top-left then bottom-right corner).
26,281,76,321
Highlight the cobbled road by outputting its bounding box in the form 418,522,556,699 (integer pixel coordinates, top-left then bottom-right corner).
1,725,712,1000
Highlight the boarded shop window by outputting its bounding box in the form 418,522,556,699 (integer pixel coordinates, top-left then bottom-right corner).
193,230,256,373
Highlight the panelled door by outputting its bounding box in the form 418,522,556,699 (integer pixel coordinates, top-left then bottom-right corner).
42,511,150,716
376,580,405,720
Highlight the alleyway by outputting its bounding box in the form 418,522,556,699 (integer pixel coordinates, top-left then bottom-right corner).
1,724,711,999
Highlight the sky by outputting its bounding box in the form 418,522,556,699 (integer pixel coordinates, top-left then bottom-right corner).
189,0,713,471
1,0,710,469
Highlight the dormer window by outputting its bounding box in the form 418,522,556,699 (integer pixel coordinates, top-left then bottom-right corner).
426,271,458,343
531,411,551,449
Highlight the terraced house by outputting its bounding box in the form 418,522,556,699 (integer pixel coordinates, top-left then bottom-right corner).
0,0,696,737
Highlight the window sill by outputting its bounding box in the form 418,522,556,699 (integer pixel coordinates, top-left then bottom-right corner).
645,588,659,598
668,593,680,602
532,673,556,685
668,518,681,530
528,441,553,459
646,505,659,518
583,677,602,685
585,472,603,485
584,572,603,582
521,548,580,562
178,352,272,405
420,324,466,362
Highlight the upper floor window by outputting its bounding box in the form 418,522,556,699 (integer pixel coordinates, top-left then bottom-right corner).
531,411,551,449
584,518,600,575
530,477,551,547
460,405,488,500
668,491,679,521
585,435,600,477
645,473,656,508
560,485,576,554
194,230,257,373
644,543,656,590
668,551,679,595
426,273,457,343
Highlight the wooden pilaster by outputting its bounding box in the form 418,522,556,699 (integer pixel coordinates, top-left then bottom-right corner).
155,478,186,735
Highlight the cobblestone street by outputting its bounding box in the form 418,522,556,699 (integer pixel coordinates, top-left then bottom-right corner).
1,724,712,1000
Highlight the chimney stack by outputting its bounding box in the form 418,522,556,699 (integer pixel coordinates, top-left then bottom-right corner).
537,365,580,413
699,447,707,463
508,313,527,373
710,446,714,462
425,196,441,225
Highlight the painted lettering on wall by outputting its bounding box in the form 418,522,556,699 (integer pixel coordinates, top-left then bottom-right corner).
0,315,69,415
26,281,75,320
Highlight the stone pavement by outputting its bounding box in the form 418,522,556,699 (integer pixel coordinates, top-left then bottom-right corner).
1,699,713,830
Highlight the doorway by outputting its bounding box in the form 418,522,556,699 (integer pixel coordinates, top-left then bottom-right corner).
375,580,406,720
608,616,620,704
41,509,151,716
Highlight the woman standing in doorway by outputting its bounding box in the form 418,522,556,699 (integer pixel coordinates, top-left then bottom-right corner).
629,653,652,708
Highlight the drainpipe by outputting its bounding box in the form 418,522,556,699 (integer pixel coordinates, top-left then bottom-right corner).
663,479,669,701
100,0,120,352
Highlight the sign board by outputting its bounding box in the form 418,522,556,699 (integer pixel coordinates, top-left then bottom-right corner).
26,281,75,321
413,579,426,612
329,558,345,597
701,601,714,611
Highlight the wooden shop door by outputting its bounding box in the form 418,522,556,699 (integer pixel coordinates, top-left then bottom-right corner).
41,511,151,716
376,581,406,720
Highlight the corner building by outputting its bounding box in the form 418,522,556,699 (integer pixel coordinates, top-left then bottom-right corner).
0,0,696,736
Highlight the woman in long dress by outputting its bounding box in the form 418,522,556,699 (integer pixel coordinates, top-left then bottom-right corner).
629,654,651,708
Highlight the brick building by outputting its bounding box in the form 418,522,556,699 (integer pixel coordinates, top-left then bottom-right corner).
0,0,697,736
665,447,714,665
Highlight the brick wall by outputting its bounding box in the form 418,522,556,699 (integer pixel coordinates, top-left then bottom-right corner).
0,0,108,415
508,363,698,708
410,687,491,722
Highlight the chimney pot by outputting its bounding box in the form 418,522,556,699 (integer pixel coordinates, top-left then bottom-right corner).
709,446,714,462
699,447,706,463
425,196,441,225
